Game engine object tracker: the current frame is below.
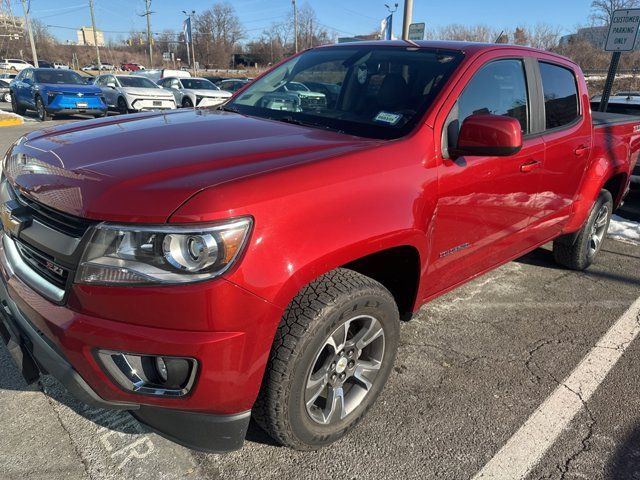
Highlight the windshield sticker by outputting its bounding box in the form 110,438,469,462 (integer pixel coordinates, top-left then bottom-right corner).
374,111,402,125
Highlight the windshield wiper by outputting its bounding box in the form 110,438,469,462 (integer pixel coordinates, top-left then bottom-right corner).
218,105,239,113
274,116,346,135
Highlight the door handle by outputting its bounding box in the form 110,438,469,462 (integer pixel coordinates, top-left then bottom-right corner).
574,145,590,156
520,159,541,173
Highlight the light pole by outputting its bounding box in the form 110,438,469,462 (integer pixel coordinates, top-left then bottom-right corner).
182,10,196,75
384,3,398,40
292,0,298,53
401,0,413,40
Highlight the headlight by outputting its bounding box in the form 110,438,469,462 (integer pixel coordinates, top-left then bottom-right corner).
75,217,252,285
47,91,62,103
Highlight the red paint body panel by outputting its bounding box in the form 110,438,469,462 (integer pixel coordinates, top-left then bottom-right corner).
2,41,638,418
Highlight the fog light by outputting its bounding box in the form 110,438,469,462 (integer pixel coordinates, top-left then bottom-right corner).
97,350,198,397
155,357,168,382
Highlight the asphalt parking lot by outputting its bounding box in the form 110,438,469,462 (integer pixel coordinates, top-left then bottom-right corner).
0,119,639,480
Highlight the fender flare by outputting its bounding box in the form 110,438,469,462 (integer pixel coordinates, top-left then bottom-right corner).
562,155,614,234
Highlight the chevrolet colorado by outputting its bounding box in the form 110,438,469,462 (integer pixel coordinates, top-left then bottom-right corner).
0,41,637,452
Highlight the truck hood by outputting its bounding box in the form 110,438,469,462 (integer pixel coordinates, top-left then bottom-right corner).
7,109,377,223
186,89,232,98
38,83,101,95
121,87,174,98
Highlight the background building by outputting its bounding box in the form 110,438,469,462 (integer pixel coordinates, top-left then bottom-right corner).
77,26,104,47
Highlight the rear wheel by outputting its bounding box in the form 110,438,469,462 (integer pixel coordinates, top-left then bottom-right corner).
253,268,400,450
182,97,194,108
2,92,10,103
35,96,50,121
553,189,613,270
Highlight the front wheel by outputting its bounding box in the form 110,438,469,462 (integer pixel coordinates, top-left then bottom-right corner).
117,97,129,115
253,268,400,450
553,189,613,270
10,93,25,115
35,96,50,121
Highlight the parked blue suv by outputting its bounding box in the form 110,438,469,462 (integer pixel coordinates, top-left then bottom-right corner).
10,68,107,121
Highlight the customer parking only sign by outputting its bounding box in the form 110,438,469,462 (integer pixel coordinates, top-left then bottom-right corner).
605,9,640,51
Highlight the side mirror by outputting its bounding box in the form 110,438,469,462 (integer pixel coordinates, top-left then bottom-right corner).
106,82,116,89
451,114,523,158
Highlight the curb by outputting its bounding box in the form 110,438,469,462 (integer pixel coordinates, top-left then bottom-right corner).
0,113,23,127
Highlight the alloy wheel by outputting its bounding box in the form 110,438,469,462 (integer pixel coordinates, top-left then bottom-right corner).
304,315,385,425
588,203,609,258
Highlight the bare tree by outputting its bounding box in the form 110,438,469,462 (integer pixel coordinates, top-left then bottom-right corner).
529,23,562,50
194,2,243,68
590,0,640,25
513,27,529,45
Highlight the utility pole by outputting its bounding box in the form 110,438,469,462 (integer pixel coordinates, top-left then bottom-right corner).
292,0,298,53
88,0,101,69
401,0,413,40
182,10,196,75
142,0,153,67
20,0,37,67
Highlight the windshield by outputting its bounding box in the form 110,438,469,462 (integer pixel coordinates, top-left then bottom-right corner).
228,46,464,139
117,76,158,88
181,78,219,90
34,70,84,85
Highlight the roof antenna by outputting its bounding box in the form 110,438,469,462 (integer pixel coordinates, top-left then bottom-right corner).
494,30,504,43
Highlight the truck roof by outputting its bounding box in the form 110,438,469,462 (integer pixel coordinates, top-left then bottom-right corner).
321,40,575,65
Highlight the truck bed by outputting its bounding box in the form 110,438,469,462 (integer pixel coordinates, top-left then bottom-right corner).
592,110,640,127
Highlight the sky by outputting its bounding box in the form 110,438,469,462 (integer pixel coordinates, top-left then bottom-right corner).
19,0,598,43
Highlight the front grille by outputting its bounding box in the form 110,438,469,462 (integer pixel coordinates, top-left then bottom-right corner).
300,96,326,109
14,240,69,289
13,188,94,238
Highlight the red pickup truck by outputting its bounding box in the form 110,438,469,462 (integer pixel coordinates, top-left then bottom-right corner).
0,41,637,452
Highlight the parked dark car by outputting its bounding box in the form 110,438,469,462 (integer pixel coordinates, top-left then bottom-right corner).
10,68,107,121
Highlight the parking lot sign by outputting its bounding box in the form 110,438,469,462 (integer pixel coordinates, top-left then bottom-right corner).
605,9,640,51
408,22,425,41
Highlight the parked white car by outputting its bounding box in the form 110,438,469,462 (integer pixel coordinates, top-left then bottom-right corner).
99,63,116,71
81,65,97,72
157,77,232,108
53,62,70,70
94,74,176,114
0,58,33,71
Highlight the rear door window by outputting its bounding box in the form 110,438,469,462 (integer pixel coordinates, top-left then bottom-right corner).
539,62,579,130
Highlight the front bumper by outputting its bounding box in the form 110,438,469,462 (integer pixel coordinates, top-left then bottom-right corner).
0,230,282,451
129,97,176,111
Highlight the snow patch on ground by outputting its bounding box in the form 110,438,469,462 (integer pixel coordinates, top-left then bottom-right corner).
608,214,640,245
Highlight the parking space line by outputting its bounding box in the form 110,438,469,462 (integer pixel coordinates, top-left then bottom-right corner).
472,296,640,480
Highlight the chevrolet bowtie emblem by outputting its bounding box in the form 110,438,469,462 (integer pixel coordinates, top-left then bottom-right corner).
77,93,84,97
0,200,32,237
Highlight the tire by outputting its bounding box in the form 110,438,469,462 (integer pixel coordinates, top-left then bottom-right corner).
553,189,613,270
35,96,50,121
182,97,194,108
2,92,10,103
253,268,400,450
117,97,129,115
10,93,25,115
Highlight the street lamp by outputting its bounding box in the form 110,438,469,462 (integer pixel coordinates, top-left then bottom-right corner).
384,3,398,40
